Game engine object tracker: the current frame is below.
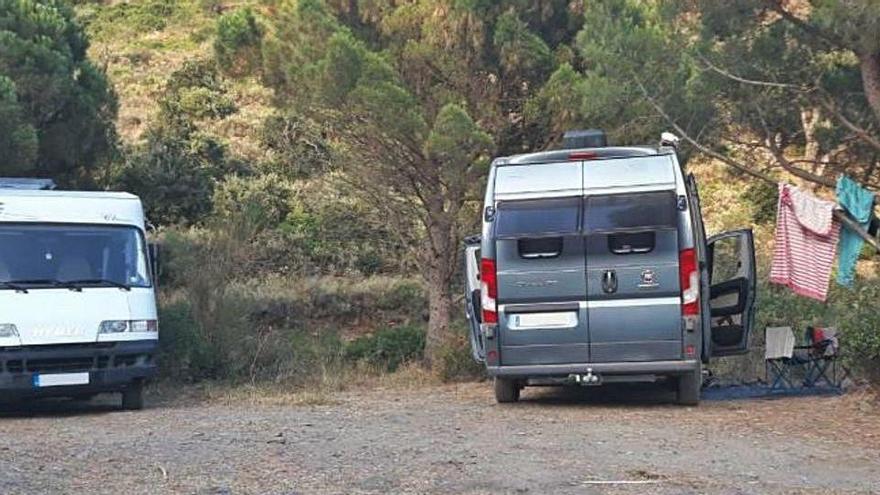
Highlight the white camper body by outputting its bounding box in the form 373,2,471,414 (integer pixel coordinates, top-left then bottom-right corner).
0,190,158,409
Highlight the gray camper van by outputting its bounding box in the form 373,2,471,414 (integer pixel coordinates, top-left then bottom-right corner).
464,131,757,405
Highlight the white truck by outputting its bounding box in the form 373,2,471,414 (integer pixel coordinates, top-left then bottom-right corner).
0,186,158,410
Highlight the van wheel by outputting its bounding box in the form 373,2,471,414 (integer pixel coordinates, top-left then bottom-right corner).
121,381,145,411
676,363,702,406
494,378,520,403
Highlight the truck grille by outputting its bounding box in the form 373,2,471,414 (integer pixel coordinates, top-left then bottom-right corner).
23,357,96,373
1,343,153,374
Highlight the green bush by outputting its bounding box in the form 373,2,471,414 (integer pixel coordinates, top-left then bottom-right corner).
346,325,426,372
212,173,295,227
214,7,263,76
86,0,179,40
436,340,484,382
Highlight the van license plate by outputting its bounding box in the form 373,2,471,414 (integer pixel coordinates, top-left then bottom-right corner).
510,312,578,329
33,372,90,388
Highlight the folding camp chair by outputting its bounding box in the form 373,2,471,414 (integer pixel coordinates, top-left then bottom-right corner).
765,326,797,391
802,327,848,389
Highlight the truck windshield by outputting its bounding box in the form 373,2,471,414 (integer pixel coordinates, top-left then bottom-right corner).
0,224,150,289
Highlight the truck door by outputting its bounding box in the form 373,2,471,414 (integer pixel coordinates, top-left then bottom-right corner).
493,197,589,366
685,173,712,362
463,236,484,363
706,229,756,357
584,191,683,362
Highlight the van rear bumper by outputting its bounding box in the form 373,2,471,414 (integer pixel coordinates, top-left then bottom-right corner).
0,340,157,400
487,360,699,379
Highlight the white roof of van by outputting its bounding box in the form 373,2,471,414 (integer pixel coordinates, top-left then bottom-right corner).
0,190,139,200
494,154,677,200
0,190,146,227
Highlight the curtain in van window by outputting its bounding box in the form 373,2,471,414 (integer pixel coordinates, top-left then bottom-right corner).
584,191,677,233
495,197,581,238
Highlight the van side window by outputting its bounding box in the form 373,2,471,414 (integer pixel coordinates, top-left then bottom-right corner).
608,231,655,254
495,197,581,239
518,237,563,258
584,191,676,233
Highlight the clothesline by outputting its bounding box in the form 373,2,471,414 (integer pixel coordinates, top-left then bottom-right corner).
725,167,880,254
831,209,879,253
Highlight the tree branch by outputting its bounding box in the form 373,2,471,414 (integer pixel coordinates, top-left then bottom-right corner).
762,0,847,48
817,95,880,153
753,103,837,188
633,77,777,184
695,52,806,91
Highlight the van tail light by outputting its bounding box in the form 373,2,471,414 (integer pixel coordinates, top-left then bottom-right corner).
480,258,498,324
679,248,699,316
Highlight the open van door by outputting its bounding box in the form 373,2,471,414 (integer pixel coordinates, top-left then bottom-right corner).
706,229,756,357
464,235,485,362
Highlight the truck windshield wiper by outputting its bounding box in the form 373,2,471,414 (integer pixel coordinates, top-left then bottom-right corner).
60,278,131,291
0,281,29,293
2,279,69,292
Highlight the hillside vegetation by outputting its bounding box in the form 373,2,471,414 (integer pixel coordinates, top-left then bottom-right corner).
1,0,878,385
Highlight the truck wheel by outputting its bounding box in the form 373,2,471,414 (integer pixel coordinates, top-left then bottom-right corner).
494,378,520,403
676,363,702,406
121,381,145,411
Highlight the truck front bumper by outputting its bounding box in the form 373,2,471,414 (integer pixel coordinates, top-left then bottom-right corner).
0,340,157,400
487,360,699,380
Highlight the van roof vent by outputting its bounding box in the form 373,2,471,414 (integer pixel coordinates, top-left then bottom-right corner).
0,178,56,190
562,129,607,149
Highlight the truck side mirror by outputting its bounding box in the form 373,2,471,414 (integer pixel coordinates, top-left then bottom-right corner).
148,242,160,285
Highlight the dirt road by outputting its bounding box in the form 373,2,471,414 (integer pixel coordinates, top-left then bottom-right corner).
1,382,878,495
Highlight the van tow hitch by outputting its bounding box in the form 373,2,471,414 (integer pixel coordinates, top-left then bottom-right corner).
568,369,602,386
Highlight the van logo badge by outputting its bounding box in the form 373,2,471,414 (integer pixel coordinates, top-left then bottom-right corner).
638,269,659,289
515,280,558,288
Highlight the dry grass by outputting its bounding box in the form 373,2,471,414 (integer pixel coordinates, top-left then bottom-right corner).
79,0,272,156
149,358,446,408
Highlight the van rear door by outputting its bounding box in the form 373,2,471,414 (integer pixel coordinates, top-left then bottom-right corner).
494,197,589,366
584,191,683,362
463,236,484,362
706,229,756,356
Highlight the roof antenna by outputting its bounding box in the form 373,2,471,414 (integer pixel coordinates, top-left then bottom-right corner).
660,132,680,148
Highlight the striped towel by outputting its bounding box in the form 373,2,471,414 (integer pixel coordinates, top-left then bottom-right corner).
770,183,840,302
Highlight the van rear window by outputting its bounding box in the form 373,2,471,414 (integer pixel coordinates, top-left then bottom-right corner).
585,191,676,233
495,197,581,238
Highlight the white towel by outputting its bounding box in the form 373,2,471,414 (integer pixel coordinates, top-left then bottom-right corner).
765,326,795,360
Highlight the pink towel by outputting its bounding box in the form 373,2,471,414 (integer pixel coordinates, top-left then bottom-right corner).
770,183,840,302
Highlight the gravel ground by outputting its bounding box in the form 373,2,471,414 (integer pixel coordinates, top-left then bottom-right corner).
1,382,878,495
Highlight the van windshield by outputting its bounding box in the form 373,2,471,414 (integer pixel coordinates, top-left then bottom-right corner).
0,224,150,289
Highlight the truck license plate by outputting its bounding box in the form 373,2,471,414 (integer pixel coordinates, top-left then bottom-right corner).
33,372,90,388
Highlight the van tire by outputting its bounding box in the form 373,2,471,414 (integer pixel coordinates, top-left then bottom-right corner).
676,363,702,406
494,378,520,403
121,381,145,411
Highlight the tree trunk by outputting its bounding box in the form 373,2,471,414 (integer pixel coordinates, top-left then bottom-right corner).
859,51,880,126
423,269,453,371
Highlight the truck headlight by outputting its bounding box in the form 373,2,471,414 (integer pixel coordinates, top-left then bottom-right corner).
129,320,158,333
0,324,18,338
99,320,158,334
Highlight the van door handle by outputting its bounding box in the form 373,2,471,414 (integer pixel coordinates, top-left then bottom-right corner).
602,270,617,294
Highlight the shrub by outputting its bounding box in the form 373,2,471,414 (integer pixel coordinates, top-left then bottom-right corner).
87,0,178,41
346,325,426,372
276,188,408,276
212,173,295,227
435,322,485,382
214,7,263,76
259,113,333,179
157,298,210,380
